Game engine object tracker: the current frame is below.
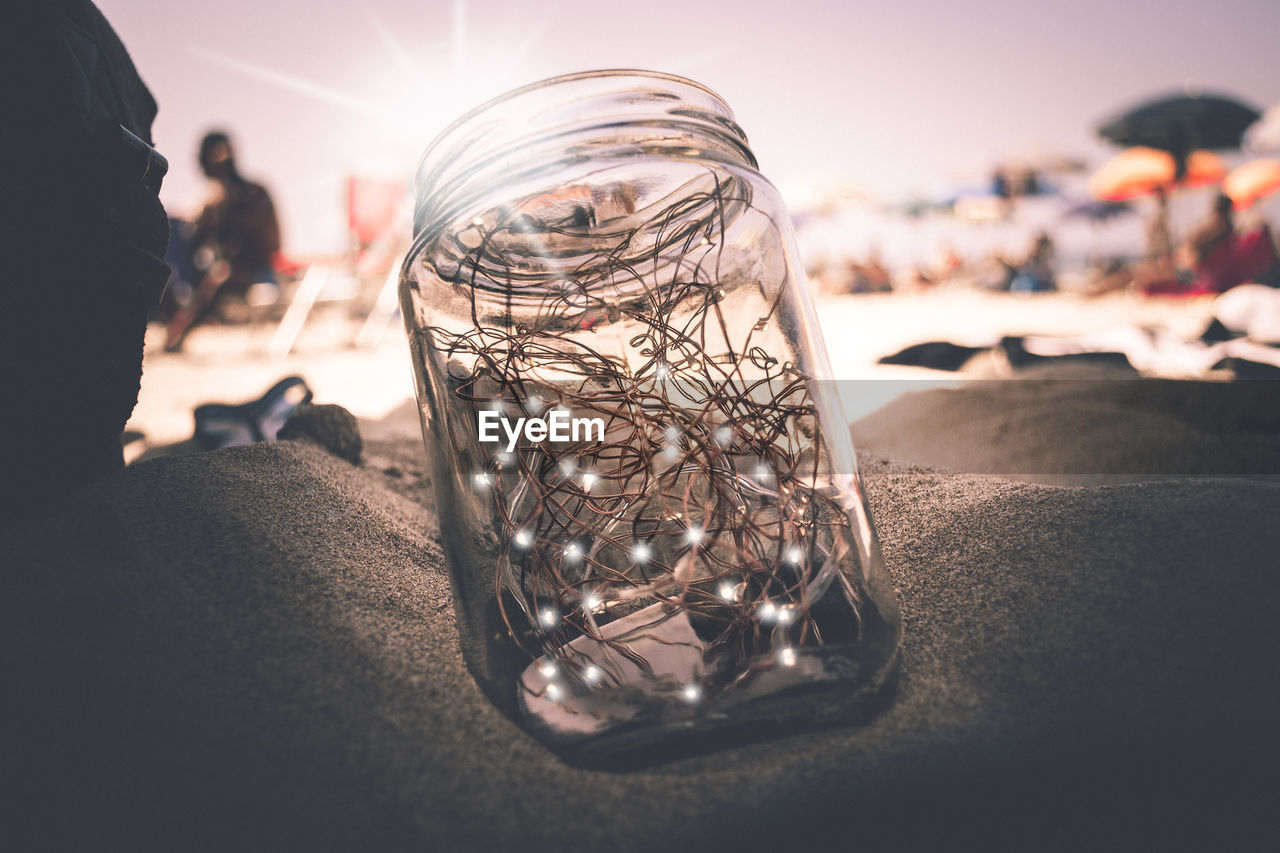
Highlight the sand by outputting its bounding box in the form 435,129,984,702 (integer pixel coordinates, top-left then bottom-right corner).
5,370,1279,851
853,365,1280,484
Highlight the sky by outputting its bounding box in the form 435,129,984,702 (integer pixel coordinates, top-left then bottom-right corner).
97,0,1280,254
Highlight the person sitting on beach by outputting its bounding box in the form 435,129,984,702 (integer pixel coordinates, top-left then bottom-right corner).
165,131,281,351
1092,194,1277,297
1010,232,1057,293
1147,194,1275,295
843,250,893,294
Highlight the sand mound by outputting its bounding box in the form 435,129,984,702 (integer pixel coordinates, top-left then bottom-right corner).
854,371,1280,484
4,389,1279,849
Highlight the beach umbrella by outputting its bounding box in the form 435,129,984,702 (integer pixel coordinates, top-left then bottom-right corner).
1097,92,1261,178
1088,147,1225,201
1222,159,1280,209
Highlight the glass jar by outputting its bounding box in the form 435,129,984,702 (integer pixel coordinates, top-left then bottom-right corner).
400,70,900,765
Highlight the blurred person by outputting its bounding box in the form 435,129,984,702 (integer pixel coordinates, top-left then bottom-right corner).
1093,193,1276,296
933,244,965,286
1010,232,1057,293
842,254,888,294
1178,194,1279,293
990,167,1012,218
165,130,281,351
861,248,892,293
2,0,170,503
1177,192,1234,272
974,252,1016,291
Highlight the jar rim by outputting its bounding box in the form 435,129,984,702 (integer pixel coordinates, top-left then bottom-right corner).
410,69,756,245
424,68,736,156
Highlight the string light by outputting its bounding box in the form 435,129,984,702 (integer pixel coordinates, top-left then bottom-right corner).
662,424,681,461
546,683,562,701
429,171,874,715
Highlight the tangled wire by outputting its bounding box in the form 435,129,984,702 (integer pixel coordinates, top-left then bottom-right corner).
419,172,864,697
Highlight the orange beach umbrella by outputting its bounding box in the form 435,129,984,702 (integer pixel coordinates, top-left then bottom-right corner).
1088,147,1226,201
1222,159,1280,210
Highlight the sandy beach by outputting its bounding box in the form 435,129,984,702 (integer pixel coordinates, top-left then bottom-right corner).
6,291,1278,850
11,1,1280,847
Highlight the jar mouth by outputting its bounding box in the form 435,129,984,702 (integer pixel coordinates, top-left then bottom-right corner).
409,69,758,244
428,69,739,150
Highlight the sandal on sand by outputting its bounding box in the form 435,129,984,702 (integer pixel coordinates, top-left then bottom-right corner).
193,376,312,450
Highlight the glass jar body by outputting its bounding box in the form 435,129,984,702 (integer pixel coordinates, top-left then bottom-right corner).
401,71,899,765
